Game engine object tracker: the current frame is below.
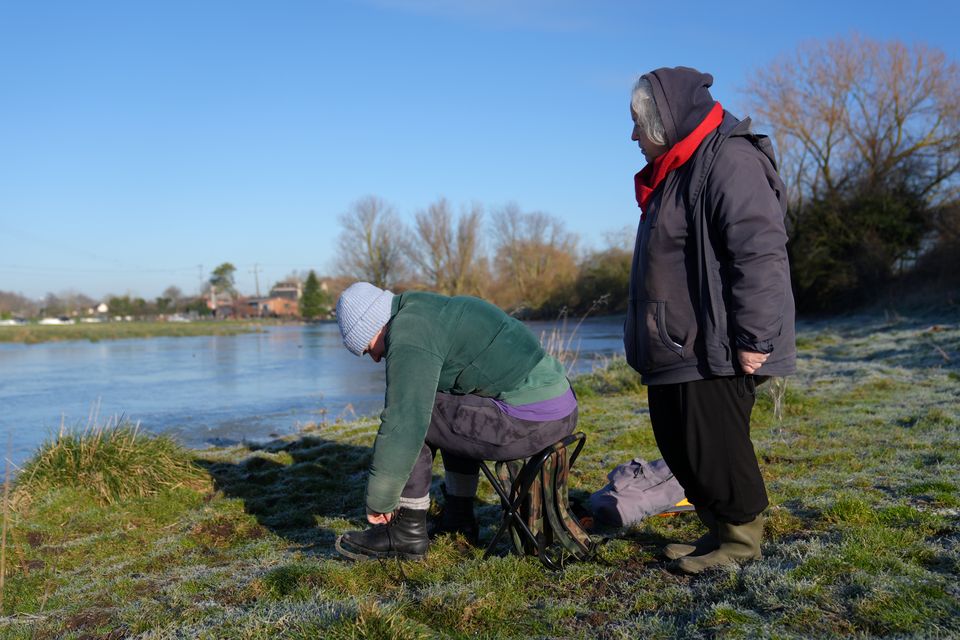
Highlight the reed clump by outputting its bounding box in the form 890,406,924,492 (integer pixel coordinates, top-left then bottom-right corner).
539,295,611,375
15,419,209,505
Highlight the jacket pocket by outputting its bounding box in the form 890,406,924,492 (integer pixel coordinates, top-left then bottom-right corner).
624,301,639,371
701,265,731,372
635,300,685,371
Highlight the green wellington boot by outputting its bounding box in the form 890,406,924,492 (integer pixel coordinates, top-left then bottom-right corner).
675,516,764,574
663,507,719,560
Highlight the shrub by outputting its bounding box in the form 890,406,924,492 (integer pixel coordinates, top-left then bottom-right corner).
789,185,932,312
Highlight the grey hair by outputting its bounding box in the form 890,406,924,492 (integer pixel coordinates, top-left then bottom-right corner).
631,76,667,147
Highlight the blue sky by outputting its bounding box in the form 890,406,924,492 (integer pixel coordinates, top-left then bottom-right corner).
2,0,958,300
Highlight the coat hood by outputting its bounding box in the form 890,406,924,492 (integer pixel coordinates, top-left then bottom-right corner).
643,66,718,147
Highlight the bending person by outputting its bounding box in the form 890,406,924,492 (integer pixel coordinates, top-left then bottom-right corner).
334,282,577,561
624,67,796,573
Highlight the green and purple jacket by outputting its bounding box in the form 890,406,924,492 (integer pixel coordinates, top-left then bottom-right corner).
367,291,570,513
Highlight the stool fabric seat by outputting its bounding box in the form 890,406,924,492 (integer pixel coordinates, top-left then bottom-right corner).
479,432,596,570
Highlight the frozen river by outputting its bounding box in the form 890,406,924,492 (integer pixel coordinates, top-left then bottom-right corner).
0,317,625,466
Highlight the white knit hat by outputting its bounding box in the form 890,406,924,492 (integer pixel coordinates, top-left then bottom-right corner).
336,282,395,356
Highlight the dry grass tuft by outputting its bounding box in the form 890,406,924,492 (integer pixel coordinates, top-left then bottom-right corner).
14,417,209,506
540,295,610,375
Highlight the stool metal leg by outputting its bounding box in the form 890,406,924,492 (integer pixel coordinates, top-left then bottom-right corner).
480,461,546,561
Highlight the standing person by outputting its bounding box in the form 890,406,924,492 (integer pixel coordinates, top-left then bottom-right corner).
333,282,578,561
624,67,796,573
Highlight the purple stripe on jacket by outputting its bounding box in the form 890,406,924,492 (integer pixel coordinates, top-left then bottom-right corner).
492,387,577,421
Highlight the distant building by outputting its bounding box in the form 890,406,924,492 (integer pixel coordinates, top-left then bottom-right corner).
205,290,236,318
242,295,300,318
264,297,300,317
269,280,303,301
243,297,269,317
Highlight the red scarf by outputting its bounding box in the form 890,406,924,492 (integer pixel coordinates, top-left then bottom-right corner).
634,102,724,217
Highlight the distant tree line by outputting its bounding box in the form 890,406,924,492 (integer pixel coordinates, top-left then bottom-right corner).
0,264,335,321
333,195,632,318
0,285,206,320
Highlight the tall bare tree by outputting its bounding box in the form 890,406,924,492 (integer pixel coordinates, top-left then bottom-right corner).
491,204,578,312
335,196,410,289
745,35,960,213
407,198,486,295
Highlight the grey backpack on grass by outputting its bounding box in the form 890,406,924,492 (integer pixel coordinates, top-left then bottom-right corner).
588,457,688,527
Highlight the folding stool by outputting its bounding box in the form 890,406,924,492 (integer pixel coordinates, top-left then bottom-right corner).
479,431,596,570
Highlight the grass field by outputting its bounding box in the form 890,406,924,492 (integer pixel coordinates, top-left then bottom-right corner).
0,321,265,344
1,312,957,638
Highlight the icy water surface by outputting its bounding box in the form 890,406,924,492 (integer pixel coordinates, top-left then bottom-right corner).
0,318,625,465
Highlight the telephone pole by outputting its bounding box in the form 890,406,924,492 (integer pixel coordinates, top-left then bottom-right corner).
250,263,262,297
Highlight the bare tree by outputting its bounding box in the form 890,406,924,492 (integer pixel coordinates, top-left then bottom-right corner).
0,291,37,318
491,204,578,312
162,286,183,303
407,198,486,295
335,196,410,289
41,293,65,317
157,286,184,314
745,35,960,213
603,225,637,253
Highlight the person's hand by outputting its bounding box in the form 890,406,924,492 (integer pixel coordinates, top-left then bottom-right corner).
367,510,393,525
738,350,769,374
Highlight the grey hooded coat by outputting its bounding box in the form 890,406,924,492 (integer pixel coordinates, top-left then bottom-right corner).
624,67,796,384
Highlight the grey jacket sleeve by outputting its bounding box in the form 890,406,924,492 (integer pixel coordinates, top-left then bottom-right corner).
705,138,790,354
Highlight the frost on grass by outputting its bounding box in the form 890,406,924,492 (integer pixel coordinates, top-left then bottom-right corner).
2,309,959,638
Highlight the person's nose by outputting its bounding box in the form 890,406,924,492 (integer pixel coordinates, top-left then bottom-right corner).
631,124,641,142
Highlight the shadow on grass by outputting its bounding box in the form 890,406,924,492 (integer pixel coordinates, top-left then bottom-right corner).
195,435,650,564
195,435,380,554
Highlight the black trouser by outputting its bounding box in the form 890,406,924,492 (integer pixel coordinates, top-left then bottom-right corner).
647,376,767,523
400,392,578,500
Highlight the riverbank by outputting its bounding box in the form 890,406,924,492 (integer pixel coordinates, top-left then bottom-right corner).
0,320,275,344
2,312,958,638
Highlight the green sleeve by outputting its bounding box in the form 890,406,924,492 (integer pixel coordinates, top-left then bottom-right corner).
365,343,444,513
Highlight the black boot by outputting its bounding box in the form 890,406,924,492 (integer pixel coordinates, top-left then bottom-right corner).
429,494,479,545
335,508,429,561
